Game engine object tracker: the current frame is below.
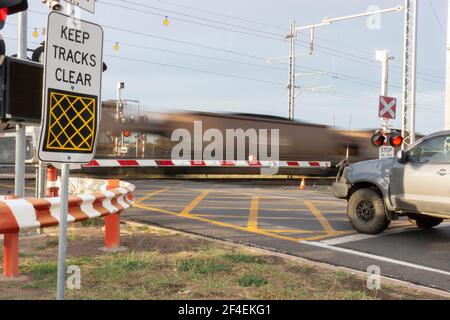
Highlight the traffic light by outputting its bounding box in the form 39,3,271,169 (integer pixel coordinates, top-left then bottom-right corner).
0,1,28,29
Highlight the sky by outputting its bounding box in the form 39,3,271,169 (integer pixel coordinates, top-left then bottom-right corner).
2,0,448,133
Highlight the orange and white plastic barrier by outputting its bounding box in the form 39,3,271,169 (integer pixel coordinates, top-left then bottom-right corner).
0,179,135,278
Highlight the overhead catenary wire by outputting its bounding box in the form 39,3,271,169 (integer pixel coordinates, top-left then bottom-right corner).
428,0,446,39
27,8,445,86
105,54,285,86
123,0,446,77
98,1,446,82
98,0,285,41
147,0,287,32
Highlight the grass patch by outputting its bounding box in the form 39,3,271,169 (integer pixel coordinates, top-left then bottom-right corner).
92,252,158,281
238,274,268,287
221,253,266,264
177,258,232,275
333,270,356,282
26,262,58,281
81,218,104,227
342,291,371,300
0,223,441,300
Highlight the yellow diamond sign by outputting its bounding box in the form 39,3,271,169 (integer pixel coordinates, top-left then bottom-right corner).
43,89,97,153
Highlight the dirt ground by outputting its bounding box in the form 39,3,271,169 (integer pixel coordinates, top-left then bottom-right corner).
0,220,446,300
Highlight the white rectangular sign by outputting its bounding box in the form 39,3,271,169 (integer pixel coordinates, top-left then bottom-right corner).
65,0,96,13
38,11,104,164
379,146,395,159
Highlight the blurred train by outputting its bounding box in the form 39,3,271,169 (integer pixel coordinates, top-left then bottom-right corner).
0,100,382,176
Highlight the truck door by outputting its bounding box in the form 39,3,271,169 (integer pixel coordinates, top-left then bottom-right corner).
390,134,450,217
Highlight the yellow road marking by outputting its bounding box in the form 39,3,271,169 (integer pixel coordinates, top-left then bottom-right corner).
134,188,170,205
310,200,347,205
247,196,260,231
180,190,210,216
260,229,328,234
304,200,336,234
134,203,353,243
136,203,346,215
191,214,348,222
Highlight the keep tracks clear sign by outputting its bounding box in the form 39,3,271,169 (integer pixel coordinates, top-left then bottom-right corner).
38,11,104,164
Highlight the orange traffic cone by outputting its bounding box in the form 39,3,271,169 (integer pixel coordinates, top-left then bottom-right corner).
299,178,306,190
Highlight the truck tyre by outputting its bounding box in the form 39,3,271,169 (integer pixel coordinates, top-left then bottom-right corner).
408,215,443,229
347,188,390,234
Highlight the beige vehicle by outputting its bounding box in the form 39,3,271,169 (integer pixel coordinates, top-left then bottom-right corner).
333,130,450,234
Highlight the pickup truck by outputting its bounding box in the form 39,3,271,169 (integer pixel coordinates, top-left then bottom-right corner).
333,130,450,234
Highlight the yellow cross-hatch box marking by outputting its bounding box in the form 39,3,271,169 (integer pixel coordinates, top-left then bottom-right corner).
43,89,98,153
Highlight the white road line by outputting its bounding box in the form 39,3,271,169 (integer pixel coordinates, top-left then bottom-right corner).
301,241,450,277
321,227,412,245
321,223,450,245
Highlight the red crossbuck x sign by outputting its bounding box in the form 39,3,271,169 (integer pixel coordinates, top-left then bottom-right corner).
379,96,397,119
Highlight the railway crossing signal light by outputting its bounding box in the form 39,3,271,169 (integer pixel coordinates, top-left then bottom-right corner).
0,7,7,30
123,130,131,138
1,1,28,68
389,133,404,148
0,1,28,29
371,132,386,148
371,131,404,148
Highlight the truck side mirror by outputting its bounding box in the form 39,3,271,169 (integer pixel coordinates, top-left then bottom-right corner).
396,150,408,163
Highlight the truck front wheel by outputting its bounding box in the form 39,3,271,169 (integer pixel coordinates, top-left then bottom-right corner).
347,188,390,234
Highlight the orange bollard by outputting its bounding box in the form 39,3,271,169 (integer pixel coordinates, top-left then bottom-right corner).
104,179,123,251
3,233,19,278
299,178,306,190
46,166,59,197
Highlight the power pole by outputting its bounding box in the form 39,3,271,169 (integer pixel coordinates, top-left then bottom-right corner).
116,82,125,154
287,20,296,121
401,0,418,147
15,9,27,197
282,6,402,122
377,49,392,132
378,50,390,97
445,0,450,130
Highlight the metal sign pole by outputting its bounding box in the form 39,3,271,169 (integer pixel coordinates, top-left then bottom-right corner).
14,9,28,197
56,163,70,300
56,2,75,301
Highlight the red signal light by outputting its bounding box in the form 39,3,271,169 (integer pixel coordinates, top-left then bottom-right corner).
371,133,386,148
389,134,403,148
0,8,8,30
123,130,131,138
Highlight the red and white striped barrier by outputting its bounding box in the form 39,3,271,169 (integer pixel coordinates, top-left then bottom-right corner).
0,179,135,278
83,159,331,168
